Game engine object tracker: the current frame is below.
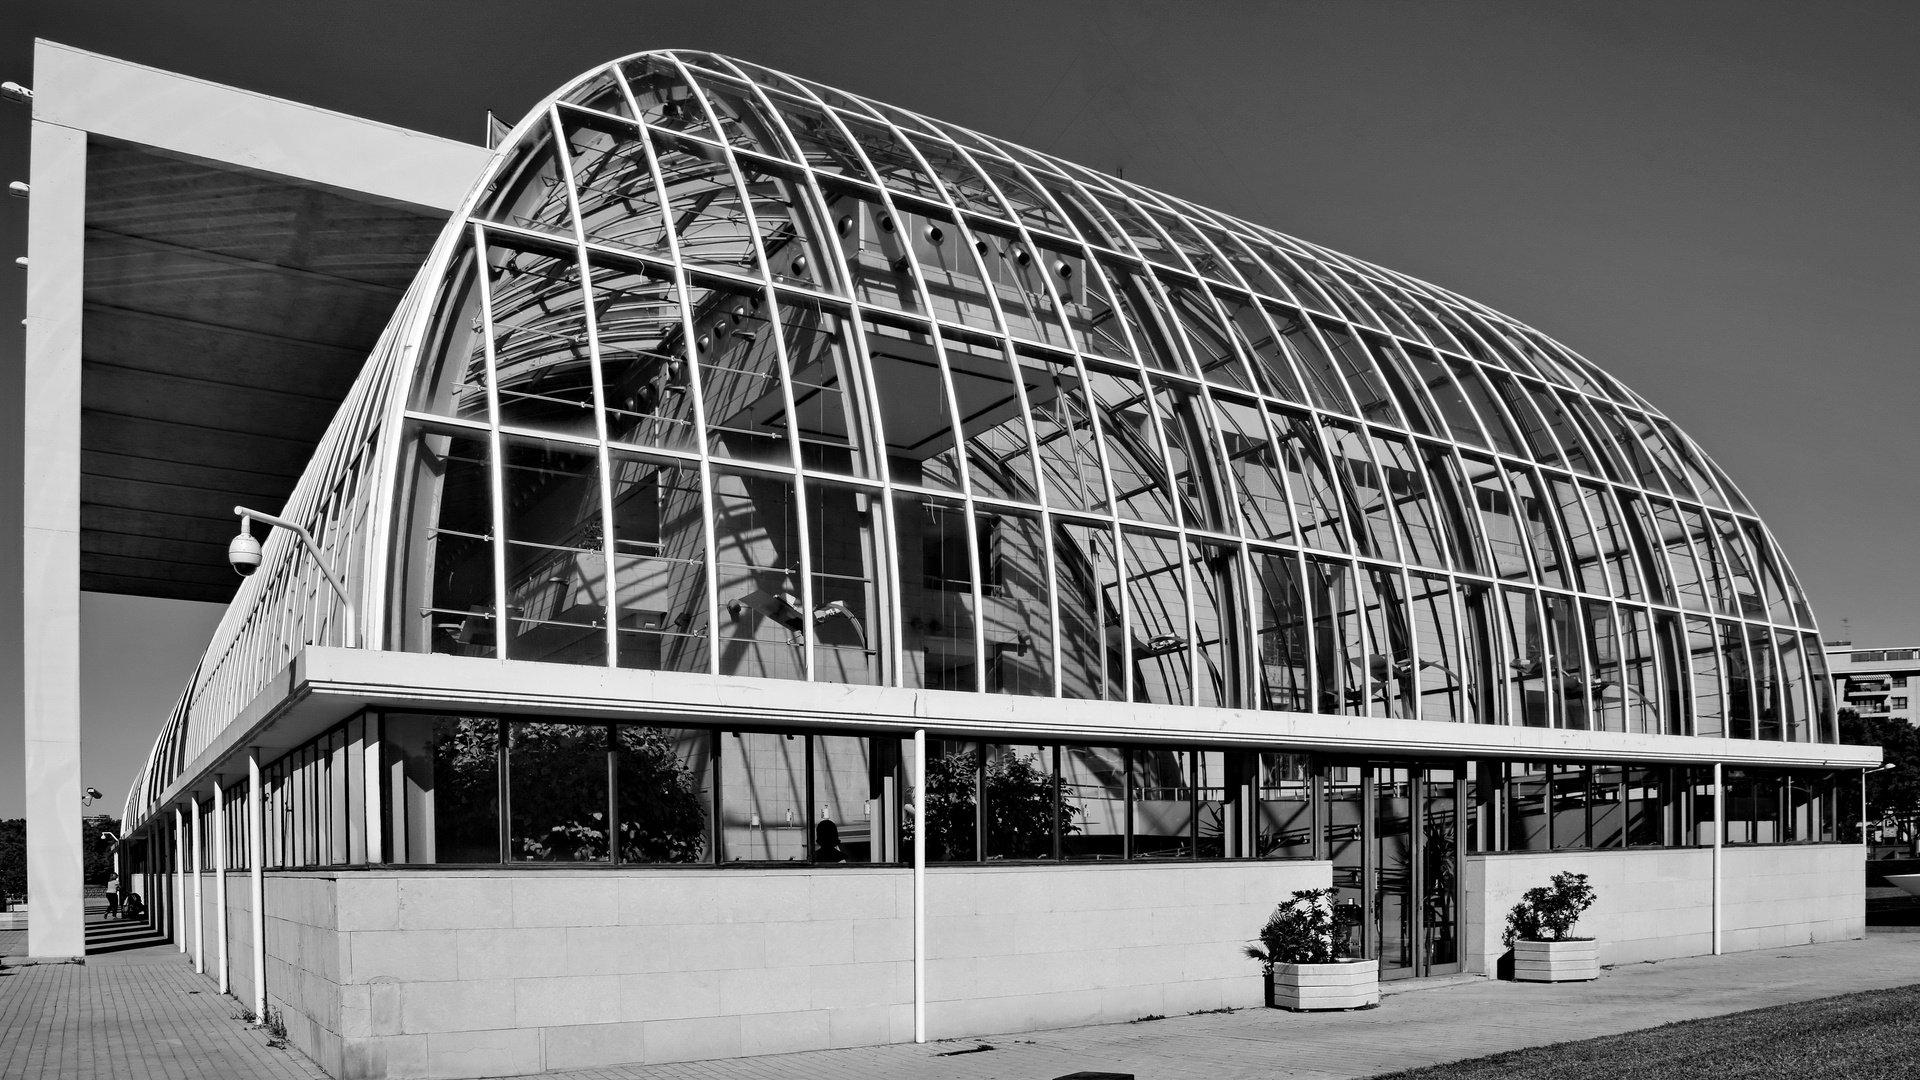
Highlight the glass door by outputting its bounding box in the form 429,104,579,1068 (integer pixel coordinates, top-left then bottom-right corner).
1325,760,1462,980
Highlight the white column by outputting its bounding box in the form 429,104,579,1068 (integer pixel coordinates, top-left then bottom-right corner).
912,729,926,1044
249,748,266,1022
173,806,186,953
1711,761,1723,956
21,117,86,960
213,777,230,994
191,796,204,973
363,723,384,864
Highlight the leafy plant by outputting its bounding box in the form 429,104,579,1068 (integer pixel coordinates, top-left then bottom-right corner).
920,748,1081,861
1243,888,1362,971
1503,871,1597,946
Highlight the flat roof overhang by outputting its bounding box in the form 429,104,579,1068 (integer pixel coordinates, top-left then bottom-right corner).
133,646,1884,832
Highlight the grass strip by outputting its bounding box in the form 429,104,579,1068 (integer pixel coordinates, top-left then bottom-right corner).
1370,983,1920,1080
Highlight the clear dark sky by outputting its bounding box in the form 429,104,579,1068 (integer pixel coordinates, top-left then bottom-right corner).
0,0,1915,815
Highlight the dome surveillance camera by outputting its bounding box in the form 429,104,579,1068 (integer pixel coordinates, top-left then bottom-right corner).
228,530,263,577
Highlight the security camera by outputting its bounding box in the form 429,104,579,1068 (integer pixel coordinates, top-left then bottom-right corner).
228,528,263,577
84,787,104,801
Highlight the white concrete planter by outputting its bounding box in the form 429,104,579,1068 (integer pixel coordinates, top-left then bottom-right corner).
1264,958,1380,1010
1512,938,1599,982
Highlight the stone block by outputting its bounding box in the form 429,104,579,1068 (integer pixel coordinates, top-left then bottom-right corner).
664,921,766,972
399,979,516,1035
369,979,402,1036
851,914,912,962
564,924,670,976
809,960,908,1010
542,1021,649,1072
423,1028,542,1079
454,927,570,981
826,1003,899,1048
515,974,620,1027
397,877,512,931
338,878,400,932
641,1015,741,1064
739,1009,830,1056
620,969,721,1022
350,930,459,982
509,876,617,927
617,874,718,925
718,964,810,1016
762,918,855,968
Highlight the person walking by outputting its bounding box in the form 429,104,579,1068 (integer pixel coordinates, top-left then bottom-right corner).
104,873,121,917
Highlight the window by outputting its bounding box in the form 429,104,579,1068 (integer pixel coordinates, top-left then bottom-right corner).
1894,697,1909,709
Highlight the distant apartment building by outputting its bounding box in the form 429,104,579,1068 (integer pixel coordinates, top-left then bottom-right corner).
1825,642,1919,724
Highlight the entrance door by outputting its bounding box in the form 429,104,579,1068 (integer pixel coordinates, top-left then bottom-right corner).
1328,761,1462,980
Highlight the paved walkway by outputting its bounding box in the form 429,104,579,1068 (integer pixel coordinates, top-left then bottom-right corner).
2,915,1918,1080
0,905,326,1080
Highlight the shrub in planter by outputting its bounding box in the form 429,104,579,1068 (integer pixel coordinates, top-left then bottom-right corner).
1503,871,1599,982
1243,888,1377,1010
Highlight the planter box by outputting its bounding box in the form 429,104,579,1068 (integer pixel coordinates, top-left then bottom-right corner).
1265,959,1379,1010
1512,938,1599,982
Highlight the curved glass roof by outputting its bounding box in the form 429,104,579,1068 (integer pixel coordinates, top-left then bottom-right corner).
130,50,1838,824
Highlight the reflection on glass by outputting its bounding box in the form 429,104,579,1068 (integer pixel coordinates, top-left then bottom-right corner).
720,731,807,861
713,470,803,681
501,439,607,665
1131,748,1196,858
398,431,496,657
610,456,708,672
1060,745,1126,860
1123,530,1192,705
509,722,610,861
805,479,879,685
616,725,711,863
895,493,978,691
1056,522,1119,701
1257,753,1315,858
983,743,1061,859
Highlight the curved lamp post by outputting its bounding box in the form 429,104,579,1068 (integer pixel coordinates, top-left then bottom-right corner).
229,505,361,648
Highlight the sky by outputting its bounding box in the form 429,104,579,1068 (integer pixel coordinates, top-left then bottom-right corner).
0,0,1915,817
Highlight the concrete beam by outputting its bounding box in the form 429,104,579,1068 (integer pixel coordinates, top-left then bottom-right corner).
22,119,87,959
31,40,490,214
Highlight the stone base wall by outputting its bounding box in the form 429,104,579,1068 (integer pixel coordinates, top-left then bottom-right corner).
187,863,1327,1078
1464,844,1863,975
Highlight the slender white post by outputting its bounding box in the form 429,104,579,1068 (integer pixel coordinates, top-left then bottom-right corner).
1711,762,1723,956
173,806,186,953
912,729,926,1044
191,795,204,973
363,724,384,864
249,748,266,1022
213,777,230,994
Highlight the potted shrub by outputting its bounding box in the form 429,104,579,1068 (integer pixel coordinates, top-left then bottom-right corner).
1504,871,1599,982
1243,888,1377,1010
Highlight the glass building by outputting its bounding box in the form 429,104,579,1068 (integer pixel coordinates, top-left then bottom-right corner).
113,51,1872,1079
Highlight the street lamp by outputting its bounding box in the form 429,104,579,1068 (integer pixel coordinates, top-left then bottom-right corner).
229,505,361,647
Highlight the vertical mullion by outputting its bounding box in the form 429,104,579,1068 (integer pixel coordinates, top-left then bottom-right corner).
471,221,511,663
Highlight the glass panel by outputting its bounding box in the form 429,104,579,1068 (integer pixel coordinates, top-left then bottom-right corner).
1777,631,1811,743
1625,767,1664,847
1741,521,1799,626
1421,446,1483,575
1558,390,1625,482
1374,767,1413,973
712,469,804,681
1749,624,1781,741
1131,749,1196,858
394,715,499,864
1268,306,1355,414
1524,381,1597,476
1582,483,1643,601
741,158,832,292
897,206,995,331
1449,360,1523,457
501,439,607,665
508,723,610,862
486,243,598,437
563,70,630,118
610,456,709,673
906,133,1000,217
1123,529,1192,706
1162,279,1252,390
412,246,489,421
1646,498,1707,612
895,493,979,692
1461,584,1500,724
1504,588,1550,727
1154,381,1226,530
1506,465,1569,589
1021,347,1107,513
923,737,979,862
1325,765,1366,943
1421,766,1460,970
1410,349,1485,448
649,132,757,271
976,154,1072,235
1325,421,1398,561
1374,434,1447,568
983,510,1053,697
1190,541,1237,710
762,93,870,180
1099,261,1187,373
1620,606,1660,734
1721,620,1753,739
806,480,879,685
1055,521,1120,700
1217,291,1307,402
1060,746,1127,860
1254,551,1311,712
1088,367,1176,525
616,725,712,863
1318,321,1399,425
780,296,865,476
396,431,496,657
1214,397,1293,542
696,75,795,160
1592,402,1664,491
837,111,942,201
1270,408,1350,552
562,116,669,259
1410,573,1463,722
1590,765,1625,847
1545,594,1589,730
1361,568,1413,719
976,227,1071,347
1584,599,1624,732
691,278,789,464
1804,633,1837,743
1710,512,1766,619
622,56,715,138
592,262,696,452
1683,507,1733,616
863,316,960,490
809,733,881,863
720,731,808,862
1687,615,1725,737
1047,244,1132,362
822,184,922,313
1464,454,1529,581
1310,557,1366,716
1257,754,1315,858
983,743,1059,860
1619,493,1671,605
477,129,570,234
1552,764,1591,849
1551,477,1610,596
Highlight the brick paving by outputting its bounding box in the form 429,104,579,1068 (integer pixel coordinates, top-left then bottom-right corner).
0,905,326,1080
2,912,1917,1080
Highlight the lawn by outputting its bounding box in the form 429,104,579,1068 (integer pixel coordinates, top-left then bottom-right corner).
1370,983,1920,1080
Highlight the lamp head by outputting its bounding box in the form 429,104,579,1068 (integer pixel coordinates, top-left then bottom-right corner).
228,523,262,577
